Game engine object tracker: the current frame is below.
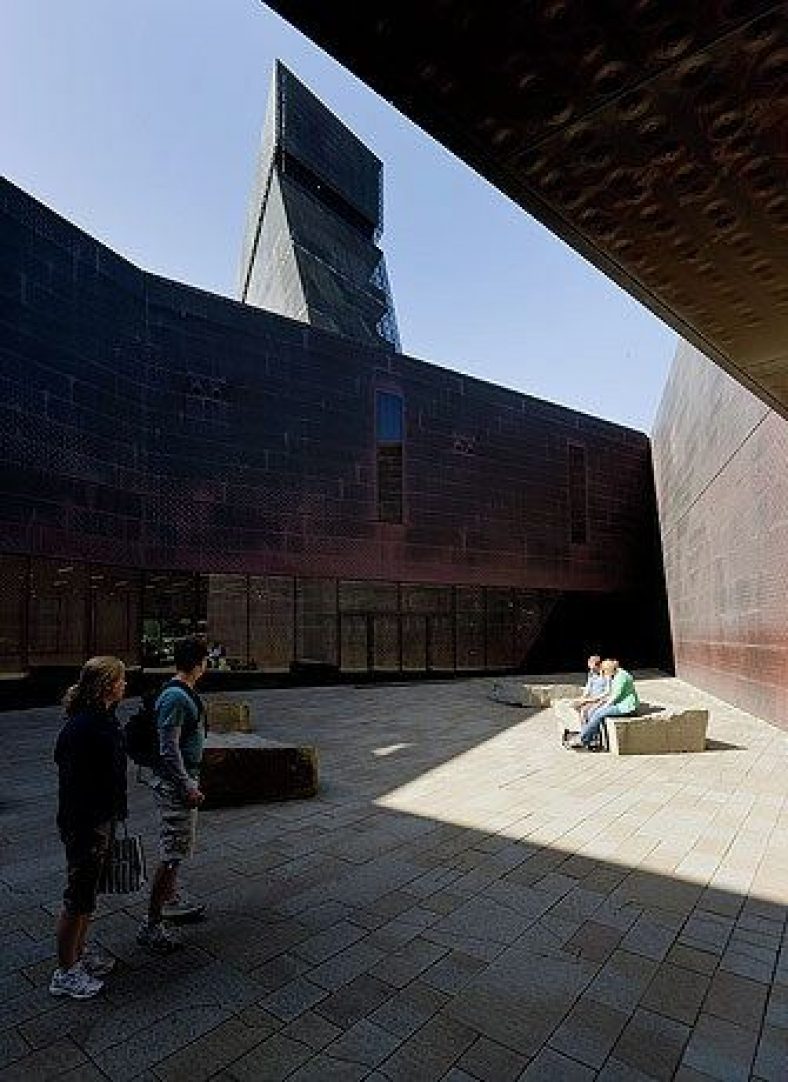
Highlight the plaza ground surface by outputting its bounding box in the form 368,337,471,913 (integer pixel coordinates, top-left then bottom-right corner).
1,674,787,1082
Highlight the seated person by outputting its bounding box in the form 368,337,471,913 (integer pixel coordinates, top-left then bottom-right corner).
563,655,610,740
567,658,639,750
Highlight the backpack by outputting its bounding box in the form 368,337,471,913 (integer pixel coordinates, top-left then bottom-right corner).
124,679,205,768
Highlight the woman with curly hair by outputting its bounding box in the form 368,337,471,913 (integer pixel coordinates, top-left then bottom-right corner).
51,656,128,999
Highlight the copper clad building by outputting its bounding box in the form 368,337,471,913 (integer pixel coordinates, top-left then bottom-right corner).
0,66,670,686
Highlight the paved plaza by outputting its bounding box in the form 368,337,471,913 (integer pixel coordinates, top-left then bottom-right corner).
1,674,788,1081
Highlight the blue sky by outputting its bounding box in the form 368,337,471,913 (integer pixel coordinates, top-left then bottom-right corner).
2,0,676,432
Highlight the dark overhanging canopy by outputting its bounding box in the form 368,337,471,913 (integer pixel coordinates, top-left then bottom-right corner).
264,1,788,421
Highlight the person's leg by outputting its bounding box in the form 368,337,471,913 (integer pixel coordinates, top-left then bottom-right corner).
139,786,196,950
160,803,204,921
52,836,105,997
148,861,179,925
581,703,618,746
56,911,84,970
58,829,106,967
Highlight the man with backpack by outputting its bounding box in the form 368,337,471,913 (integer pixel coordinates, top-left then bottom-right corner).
137,636,209,952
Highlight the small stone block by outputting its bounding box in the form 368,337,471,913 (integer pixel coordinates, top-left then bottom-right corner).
206,699,252,733
202,735,319,807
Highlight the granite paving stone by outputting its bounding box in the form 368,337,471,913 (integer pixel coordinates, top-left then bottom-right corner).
307,939,387,990
258,976,329,1022
752,1022,788,1081
314,974,396,1029
764,982,788,1029
323,1018,401,1066
374,1013,477,1081
584,948,658,1011
609,1006,691,1079
0,1031,28,1072
702,969,768,1030
284,1053,369,1081
369,936,448,988
548,996,630,1069
90,1004,235,1081
596,1057,661,1082
456,1034,528,1081
223,1032,312,1081
419,949,487,995
516,1047,596,1080
681,1012,759,1080
280,1010,342,1051
368,981,450,1039
152,1015,279,1082
0,1036,87,1082
719,944,776,984
667,942,721,976
641,961,711,1025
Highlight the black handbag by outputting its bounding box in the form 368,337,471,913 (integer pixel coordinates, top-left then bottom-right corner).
97,823,147,895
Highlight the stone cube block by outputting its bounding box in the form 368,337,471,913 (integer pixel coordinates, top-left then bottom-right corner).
202,733,319,807
205,699,252,733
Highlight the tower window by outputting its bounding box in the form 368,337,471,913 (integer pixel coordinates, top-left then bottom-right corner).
568,443,588,544
376,392,403,523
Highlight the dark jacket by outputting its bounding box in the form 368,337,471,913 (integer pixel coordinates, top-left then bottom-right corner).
54,706,128,836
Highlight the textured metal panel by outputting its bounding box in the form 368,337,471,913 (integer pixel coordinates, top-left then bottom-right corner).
248,575,294,671
0,556,27,672
296,577,338,664
278,63,382,229
653,343,788,726
240,63,399,350
340,613,368,671
266,1,788,419
90,566,141,664
28,560,89,666
206,574,249,667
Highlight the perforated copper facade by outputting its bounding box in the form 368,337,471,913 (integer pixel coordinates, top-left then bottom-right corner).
653,342,788,727
265,1,788,418
0,178,669,676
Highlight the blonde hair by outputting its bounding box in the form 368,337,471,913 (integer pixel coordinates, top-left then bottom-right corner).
601,658,618,676
63,656,125,715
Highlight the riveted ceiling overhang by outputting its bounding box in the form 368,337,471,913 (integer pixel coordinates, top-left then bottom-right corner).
265,1,788,420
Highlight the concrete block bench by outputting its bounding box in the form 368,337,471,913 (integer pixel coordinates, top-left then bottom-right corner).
491,681,582,707
553,699,709,755
201,733,319,807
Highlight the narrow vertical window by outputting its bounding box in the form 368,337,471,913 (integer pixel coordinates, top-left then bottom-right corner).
568,443,588,544
376,391,403,523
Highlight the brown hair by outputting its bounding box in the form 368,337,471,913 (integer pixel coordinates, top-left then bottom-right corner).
62,656,125,715
173,635,208,673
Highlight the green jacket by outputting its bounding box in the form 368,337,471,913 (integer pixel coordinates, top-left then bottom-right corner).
609,668,639,713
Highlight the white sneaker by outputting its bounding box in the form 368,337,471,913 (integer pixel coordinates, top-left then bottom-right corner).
49,963,104,999
81,944,117,977
136,921,182,953
161,894,206,922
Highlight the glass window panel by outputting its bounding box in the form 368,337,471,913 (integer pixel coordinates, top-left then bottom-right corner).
376,391,403,442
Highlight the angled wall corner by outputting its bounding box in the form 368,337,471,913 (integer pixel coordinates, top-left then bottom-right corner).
239,61,400,351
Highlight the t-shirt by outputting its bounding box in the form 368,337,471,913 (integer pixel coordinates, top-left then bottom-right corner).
584,671,610,697
609,668,639,713
155,684,205,782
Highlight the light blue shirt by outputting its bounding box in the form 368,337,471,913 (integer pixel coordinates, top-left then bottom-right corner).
584,671,610,697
